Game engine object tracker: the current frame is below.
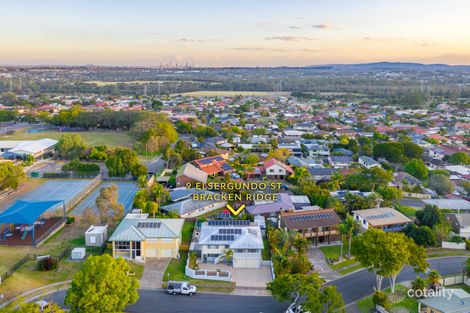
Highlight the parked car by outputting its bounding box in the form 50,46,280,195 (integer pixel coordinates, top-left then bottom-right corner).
167,281,197,296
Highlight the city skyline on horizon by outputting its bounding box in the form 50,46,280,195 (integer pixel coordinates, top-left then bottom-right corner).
1,0,470,67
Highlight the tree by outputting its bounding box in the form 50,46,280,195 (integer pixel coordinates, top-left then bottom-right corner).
267,148,290,162
428,174,454,195
301,181,331,208
344,192,380,212
245,154,259,165
427,269,441,290
411,276,427,298
56,133,87,159
351,228,428,292
341,214,357,257
415,204,445,228
0,300,65,313
82,207,99,225
377,186,403,205
373,142,405,163
267,273,345,313
105,147,143,177
96,184,124,223
65,255,139,313
403,224,436,247
0,161,25,191
403,141,424,160
343,167,393,191
223,248,234,265
448,152,470,165
405,159,428,180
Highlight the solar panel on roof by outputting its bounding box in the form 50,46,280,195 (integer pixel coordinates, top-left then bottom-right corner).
137,222,161,228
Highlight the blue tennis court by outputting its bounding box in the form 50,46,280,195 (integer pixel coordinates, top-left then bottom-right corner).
22,179,94,212
71,181,139,216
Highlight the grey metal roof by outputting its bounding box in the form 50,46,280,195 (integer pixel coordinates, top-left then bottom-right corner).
109,217,184,241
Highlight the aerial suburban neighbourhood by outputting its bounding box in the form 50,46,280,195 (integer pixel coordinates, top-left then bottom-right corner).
1,1,470,313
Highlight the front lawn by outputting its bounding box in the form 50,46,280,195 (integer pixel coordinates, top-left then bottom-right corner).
356,285,419,313
181,221,195,244
320,243,362,273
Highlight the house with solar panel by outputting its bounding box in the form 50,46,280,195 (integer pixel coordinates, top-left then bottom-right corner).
352,207,412,232
280,209,341,245
195,220,264,268
192,155,234,177
108,215,184,261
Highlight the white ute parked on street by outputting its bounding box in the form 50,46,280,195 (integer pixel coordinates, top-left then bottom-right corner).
167,281,197,296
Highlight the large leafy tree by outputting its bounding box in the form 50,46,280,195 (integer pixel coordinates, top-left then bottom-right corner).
106,147,146,177
428,174,454,195
65,255,139,313
351,228,428,292
0,161,25,191
267,273,345,313
56,133,87,159
403,142,424,160
405,159,429,180
448,152,470,165
96,184,124,223
377,186,403,205
415,204,445,228
343,167,393,191
373,142,405,163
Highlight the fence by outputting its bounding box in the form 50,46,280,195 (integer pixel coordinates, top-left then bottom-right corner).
34,217,67,247
65,174,102,212
184,259,232,282
0,245,73,284
441,241,466,250
442,274,465,286
402,192,431,199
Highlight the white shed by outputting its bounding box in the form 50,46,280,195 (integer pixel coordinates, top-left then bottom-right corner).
85,225,108,247
71,247,86,260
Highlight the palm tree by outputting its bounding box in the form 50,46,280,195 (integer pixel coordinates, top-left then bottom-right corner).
223,249,234,266
411,276,426,298
427,269,441,290
337,223,348,261
342,214,357,257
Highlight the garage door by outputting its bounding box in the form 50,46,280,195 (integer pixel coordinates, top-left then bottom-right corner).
146,248,157,258
160,249,173,258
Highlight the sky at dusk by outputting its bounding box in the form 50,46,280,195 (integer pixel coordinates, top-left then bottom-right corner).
1,0,470,66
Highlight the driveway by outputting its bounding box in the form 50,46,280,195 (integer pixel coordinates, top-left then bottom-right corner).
140,258,171,290
199,263,273,288
308,246,341,282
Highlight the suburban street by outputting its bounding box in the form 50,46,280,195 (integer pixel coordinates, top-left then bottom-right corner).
45,256,467,313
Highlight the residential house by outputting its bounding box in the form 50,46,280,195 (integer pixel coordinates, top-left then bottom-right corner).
176,163,208,187
109,216,184,262
245,193,294,217
328,156,353,168
278,143,302,157
192,155,234,177
280,209,341,245
308,167,336,182
393,172,422,190
289,195,311,210
358,156,381,169
418,289,470,313
353,207,412,232
196,220,264,268
160,190,226,218
445,213,470,239
264,158,294,179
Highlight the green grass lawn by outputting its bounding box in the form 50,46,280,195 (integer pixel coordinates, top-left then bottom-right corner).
447,283,470,293
426,248,470,258
320,243,363,274
395,204,417,218
357,285,419,313
181,221,195,244
0,128,133,147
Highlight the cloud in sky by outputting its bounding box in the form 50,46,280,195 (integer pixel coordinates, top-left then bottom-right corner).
312,23,336,30
264,36,314,41
289,25,302,29
234,47,288,52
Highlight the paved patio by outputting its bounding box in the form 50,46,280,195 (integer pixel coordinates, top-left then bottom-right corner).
140,258,171,290
199,263,273,288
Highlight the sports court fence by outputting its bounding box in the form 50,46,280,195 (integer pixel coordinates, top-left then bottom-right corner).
64,175,102,212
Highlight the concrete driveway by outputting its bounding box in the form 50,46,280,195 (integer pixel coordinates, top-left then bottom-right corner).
199,263,273,288
308,246,341,282
140,258,171,290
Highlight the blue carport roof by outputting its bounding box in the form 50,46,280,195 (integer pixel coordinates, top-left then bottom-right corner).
0,200,63,225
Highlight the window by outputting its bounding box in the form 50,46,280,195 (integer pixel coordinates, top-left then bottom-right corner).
90,236,96,244
269,169,275,173
115,241,130,250
208,245,218,249
247,249,258,253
